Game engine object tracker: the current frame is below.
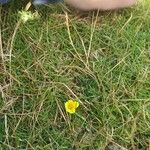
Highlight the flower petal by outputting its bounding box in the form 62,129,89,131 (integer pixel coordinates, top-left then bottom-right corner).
75,101,79,108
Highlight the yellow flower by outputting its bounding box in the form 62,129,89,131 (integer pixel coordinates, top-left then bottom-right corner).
65,100,79,114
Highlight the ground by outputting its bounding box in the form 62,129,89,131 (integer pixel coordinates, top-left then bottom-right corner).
0,0,150,149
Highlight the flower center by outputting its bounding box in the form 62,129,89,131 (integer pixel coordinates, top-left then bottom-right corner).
68,103,75,110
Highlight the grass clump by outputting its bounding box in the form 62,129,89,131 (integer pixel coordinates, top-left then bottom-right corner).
0,0,150,149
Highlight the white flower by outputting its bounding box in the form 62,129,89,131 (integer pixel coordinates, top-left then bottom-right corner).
19,11,39,23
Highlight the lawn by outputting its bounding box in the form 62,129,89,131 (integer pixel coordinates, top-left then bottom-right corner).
0,0,150,149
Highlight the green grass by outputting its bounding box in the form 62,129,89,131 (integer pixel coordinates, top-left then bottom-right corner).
0,0,150,149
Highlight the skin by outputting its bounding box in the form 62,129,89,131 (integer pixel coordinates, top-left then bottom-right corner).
65,0,137,10
0,0,136,11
